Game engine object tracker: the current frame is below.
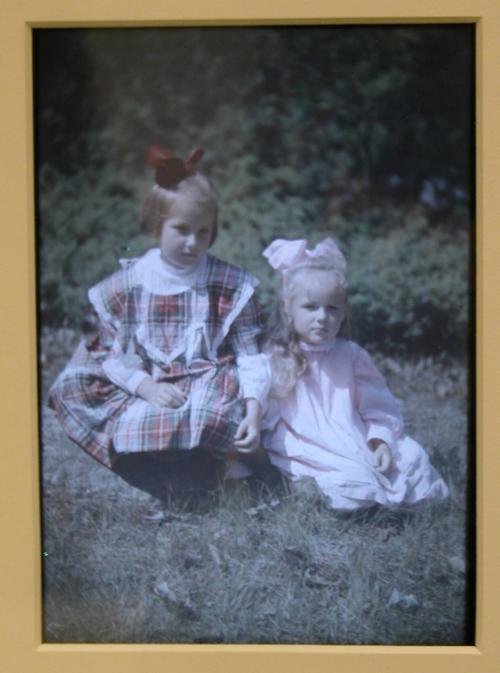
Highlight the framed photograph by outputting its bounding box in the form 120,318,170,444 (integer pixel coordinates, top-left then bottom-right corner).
1,1,499,673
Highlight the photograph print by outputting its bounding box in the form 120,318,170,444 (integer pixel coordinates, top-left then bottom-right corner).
35,24,474,645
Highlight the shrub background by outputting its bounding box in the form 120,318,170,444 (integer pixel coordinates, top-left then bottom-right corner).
35,25,473,356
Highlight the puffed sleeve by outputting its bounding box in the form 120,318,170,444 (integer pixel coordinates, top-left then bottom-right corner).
352,344,404,448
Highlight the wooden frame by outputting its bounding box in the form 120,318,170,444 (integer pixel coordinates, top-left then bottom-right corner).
1,1,498,672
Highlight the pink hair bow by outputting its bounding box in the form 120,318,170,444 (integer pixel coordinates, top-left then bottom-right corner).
262,237,346,272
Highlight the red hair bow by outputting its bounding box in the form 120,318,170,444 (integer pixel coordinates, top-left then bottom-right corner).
146,145,204,189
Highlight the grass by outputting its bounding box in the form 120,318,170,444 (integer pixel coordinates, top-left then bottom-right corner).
40,329,472,644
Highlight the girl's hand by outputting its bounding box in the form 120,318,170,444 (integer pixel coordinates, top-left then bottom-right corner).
137,377,187,408
371,441,392,474
234,417,260,452
234,398,261,453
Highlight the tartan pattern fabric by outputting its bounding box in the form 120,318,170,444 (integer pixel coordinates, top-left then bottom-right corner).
49,254,264,468
111,363,243,458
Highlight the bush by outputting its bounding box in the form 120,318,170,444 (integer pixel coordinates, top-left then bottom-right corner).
37,162,150,326
345,216,470,354
35,27,473,356
37,157,470,358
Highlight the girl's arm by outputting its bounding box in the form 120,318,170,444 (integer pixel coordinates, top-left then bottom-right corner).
225,295,268,451
226,291,268,399
87,269,150,396
353,344,404,454
103,340,187,407
236,353,271,407
225,292,266,357
101,344,150,395
233,397,262,452
233,355,270,452
85,315,150,395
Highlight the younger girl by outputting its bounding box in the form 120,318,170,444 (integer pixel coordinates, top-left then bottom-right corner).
49,146,266,499
260,237,448,510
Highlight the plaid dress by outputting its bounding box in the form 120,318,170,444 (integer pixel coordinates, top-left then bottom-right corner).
49,253,264,469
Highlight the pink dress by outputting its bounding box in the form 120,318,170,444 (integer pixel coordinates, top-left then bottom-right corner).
261,338,449,510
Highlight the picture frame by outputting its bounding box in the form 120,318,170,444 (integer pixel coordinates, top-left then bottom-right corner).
1,1,498,672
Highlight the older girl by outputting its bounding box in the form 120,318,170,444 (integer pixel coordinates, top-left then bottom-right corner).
49,146,266,498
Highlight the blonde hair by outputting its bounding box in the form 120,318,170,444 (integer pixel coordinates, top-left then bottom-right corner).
264,258,348,399
141,172,218,243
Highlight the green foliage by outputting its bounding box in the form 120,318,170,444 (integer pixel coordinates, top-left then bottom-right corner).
345,218,470,354
37,162,149,324
35,26,473,355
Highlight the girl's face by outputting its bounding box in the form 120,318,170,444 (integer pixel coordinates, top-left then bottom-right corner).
289,271,346,345
159,197,214,268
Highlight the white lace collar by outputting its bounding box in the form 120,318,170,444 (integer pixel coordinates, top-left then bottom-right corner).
299,338,337,353
132,248,207,295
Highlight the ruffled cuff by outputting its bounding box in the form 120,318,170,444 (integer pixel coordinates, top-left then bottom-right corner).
102,356,148,395
127,371,150,395
366,423,395,449
237,354,271,405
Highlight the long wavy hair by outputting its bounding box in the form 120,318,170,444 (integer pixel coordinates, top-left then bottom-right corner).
263,258,348,399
